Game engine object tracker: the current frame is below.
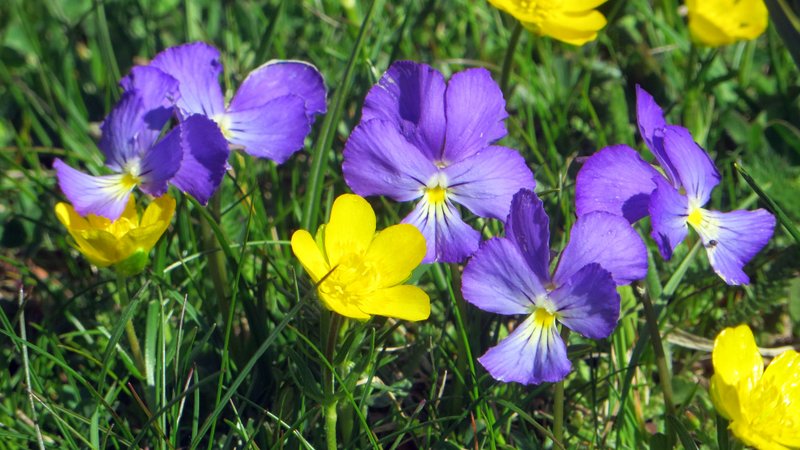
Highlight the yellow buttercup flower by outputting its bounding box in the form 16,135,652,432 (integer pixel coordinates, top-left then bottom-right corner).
55,194,175,275
291,194,430,321
488,0,608,45
686,0,768,47
710,324,800,450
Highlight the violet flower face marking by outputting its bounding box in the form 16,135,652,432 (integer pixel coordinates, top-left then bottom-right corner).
342,61,535,263
461,189,647,385
147,42,327,163
575,86,775,285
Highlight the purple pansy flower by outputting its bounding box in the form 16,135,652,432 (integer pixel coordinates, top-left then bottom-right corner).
342,61,535,263
54,66,229,219
461,189,647,385
145,42,327,163
576,86,775,285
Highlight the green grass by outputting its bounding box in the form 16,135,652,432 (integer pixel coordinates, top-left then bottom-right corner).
1,0,799,448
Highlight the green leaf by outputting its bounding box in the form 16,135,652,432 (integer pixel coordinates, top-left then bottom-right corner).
735,162,800,245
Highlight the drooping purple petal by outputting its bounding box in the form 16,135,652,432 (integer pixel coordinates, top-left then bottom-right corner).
138,127,182,197
223,94,310,163
403,197,479,263
550,263,619,339
444,146,534,220
649,176,690,261
505,189,551,284
442,68,507,163
170,115,230,204
98,91,147,171
150,42,225,118
693,209,776,285
478,314,571,385
661,126,721,207
118,65,179,135
554,211,648,286
575,145,661,223
462,237,546,315
342,119,436,202
53,159,135,220
636,85,679,186
228,60,326,117
362,61,447,161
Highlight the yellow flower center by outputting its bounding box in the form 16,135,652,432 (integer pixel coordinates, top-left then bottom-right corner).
687,207,704,227
318,252,379,308
213,114,234,139
426,185,447,204
532,306,557,329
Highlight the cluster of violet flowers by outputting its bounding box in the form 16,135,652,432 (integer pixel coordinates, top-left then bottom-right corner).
55,42,326,220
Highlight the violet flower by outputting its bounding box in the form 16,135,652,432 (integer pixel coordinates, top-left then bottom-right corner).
146,42,327,163
461,189,647,384
576,86,775,285
54,66,228,219
343,61,535,263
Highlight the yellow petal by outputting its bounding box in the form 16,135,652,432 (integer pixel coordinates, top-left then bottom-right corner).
140,194,176,227
537,10,607,45
711,325,764,421
126,194,175,252
687,0,768,47
291,229,331,283
55,202,90,232
324,194,376,266
73,229,125,266
358,285,430,321
364,224,426,288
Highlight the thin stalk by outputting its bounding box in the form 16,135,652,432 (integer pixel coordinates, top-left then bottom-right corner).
116,272,146,374
19,287,45,450
323,312,344,450
499,21,524,96
552,327,570,447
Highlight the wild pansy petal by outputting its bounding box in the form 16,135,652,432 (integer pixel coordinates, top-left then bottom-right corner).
150,42,225,118
575,144,660,223
223,94,310,163
98,92,149,171
505,189,551,283
689,208,775,285
403,195,479,263
661,126,720,207
170,114,230,205
488,0,608,45
138,127,182,197
118,65,179,137
649,176,690,261
444,146,534,220
362,61,447,161
54,158,138,220
635,85,680,186
549,263,619,339
358,285,430,321
461,237,546,316
442,68,507,162
554,211,648,286
478,314,571,385
228,60,326,116
686,0,768,47
364,224,426,288
324,194,377,267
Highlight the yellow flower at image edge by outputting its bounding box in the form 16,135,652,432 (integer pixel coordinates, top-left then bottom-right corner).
55,194,176,275
291,194,430,321
687,0,768,47
710,324,800,450
488,0,608,45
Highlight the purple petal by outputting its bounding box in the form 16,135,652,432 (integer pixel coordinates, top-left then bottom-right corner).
170,115,230,204
342,119,435,202
442,68,507,163
228,60,326,117
150,42,225,118
649,176,690,261
636,85,679,186
53,159,135,220
444,146,534,220
554,211,648,286
478,314,570,385
462,237,546,316
138,128,182,196
362,61,447,161
661,126,721,207
505,189,551,284
98,91,148,171
693,209,776,285
550,263,619,339
223,94,310,163
403,197,479,263
118,65,179,136
575,144,661,223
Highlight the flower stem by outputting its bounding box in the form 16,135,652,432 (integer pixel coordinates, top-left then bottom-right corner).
116,272,145,375
553,327,570,446
323,311,344,450
499,20,524,97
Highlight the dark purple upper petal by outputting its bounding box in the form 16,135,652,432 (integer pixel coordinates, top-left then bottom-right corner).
636,85,679,186
550,263,619,339
170,114,230,204
462,237,547,316
554,211,648,286
661,125,721,207
342,119,436,202
402,197,480,263
505,189,552,284
138,127,182,197
53,159,135,220
444,146,535,220
649,175,690,260
362,61,447,161
150,42,225,119
98,91,148,171
118,65,179,136
442,68,507,163
227,60,326,117
575,144,661,223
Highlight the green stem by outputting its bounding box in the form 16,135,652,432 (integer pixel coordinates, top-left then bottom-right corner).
116,272,145,374
552,327,569,446
499,21,524,97
323,312,344,450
